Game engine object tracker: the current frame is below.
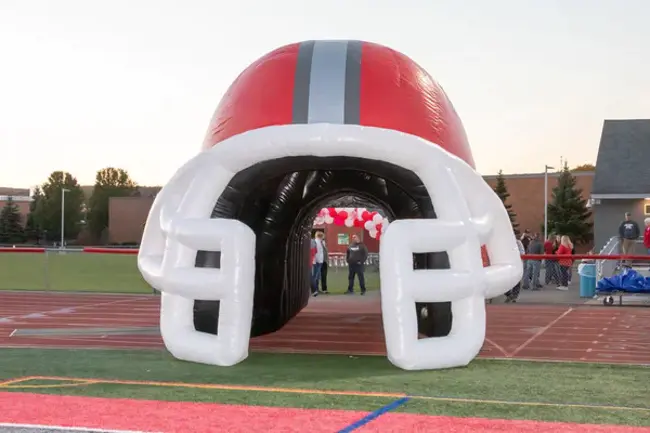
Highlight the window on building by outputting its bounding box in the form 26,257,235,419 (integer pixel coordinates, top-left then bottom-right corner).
644,203,650,215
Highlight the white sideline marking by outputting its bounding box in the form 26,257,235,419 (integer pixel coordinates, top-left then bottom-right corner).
509,307,574,357
0,298,150,322
0,422,159,433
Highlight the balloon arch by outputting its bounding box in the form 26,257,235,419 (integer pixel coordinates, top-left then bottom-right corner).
313,207,389,241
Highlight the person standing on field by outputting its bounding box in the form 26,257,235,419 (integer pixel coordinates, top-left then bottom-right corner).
555,235,574,291
619,212,640,266
310,231,326,296
320,236,329,294
346,234,368,295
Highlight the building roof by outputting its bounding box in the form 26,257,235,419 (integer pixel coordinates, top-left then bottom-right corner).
0,187,29,196
593,119,650,195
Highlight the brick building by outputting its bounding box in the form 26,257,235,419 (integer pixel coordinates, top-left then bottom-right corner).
483,170,594,236
103,170,595,249
312,223,380,254
0,188,33,226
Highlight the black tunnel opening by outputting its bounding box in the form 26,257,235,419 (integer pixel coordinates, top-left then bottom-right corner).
191,156,453,340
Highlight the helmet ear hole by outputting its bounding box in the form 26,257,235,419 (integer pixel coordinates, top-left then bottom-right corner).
193,301,220,335
416,303,453,338
413,251,453,338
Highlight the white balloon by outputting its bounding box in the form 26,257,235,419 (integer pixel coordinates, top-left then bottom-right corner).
356,208,366,220
314,217,325,225
324,215,334,224
344,218,354,228
369,229,378,238
372,213,383,224
364,220,375,231
319,208,329,217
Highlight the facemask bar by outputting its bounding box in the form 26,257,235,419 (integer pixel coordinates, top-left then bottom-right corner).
138,151,256,366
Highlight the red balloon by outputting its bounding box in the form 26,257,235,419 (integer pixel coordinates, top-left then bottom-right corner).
375,223,383,232
333,216,344,226
361,211,371,221
338,210,348,220
376,232,382,241
328,208,337,218
353,219,363,228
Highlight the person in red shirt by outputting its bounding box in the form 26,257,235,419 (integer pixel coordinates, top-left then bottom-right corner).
555,235,574,291
543,235,559,286
643,218,650,268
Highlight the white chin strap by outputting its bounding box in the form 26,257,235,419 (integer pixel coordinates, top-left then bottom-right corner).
138,124,523,370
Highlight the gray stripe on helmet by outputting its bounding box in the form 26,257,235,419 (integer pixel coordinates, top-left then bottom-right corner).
343,40,362,125
307,40,349,124
292,40,315,124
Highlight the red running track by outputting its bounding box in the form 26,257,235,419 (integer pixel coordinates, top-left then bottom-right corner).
1,291,650,365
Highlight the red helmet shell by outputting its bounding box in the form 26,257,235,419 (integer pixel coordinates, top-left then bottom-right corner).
203,40,474,168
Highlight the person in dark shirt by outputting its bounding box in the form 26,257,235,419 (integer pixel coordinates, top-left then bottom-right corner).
522,233,543,290
346,234,369,295
520,229,531,252
619,212,640,266
520,229,531,285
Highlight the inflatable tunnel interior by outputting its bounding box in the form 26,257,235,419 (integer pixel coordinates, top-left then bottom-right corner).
137,39,523,371
191,156,453,339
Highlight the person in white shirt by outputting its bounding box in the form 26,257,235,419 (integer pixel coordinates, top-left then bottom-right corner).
310,231,326,296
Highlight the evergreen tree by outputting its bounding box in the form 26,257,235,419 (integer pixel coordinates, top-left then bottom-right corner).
547,162,593,244
0,198,26,243
25,186,43,242
493,170,519,234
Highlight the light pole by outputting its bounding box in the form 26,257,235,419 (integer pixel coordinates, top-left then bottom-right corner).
60,188,70,249
544,165,555,241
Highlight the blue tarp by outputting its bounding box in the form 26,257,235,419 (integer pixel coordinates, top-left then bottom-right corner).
597,269,650,293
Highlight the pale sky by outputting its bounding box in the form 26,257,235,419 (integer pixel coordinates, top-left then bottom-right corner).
1,0,649,188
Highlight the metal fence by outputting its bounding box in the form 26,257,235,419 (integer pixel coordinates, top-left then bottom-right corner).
596,237,647,280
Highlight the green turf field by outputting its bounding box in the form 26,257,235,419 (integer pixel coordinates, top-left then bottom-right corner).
0,252,379,294
0,348,648,426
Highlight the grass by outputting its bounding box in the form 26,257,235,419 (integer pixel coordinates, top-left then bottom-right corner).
0,348,649,426
0,252,151,293
0,252,379,294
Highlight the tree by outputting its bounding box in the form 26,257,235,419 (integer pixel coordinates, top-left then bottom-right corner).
493,170,519,234
30,171,85,244
572,163,595,172
547,162,593,244
0,197,26,243
88,167,138,240
25,186,43,241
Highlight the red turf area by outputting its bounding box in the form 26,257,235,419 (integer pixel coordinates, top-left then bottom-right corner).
2,392,650,433
0,291,649,364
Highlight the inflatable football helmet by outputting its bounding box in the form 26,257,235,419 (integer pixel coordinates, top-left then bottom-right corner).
138,40,522,370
